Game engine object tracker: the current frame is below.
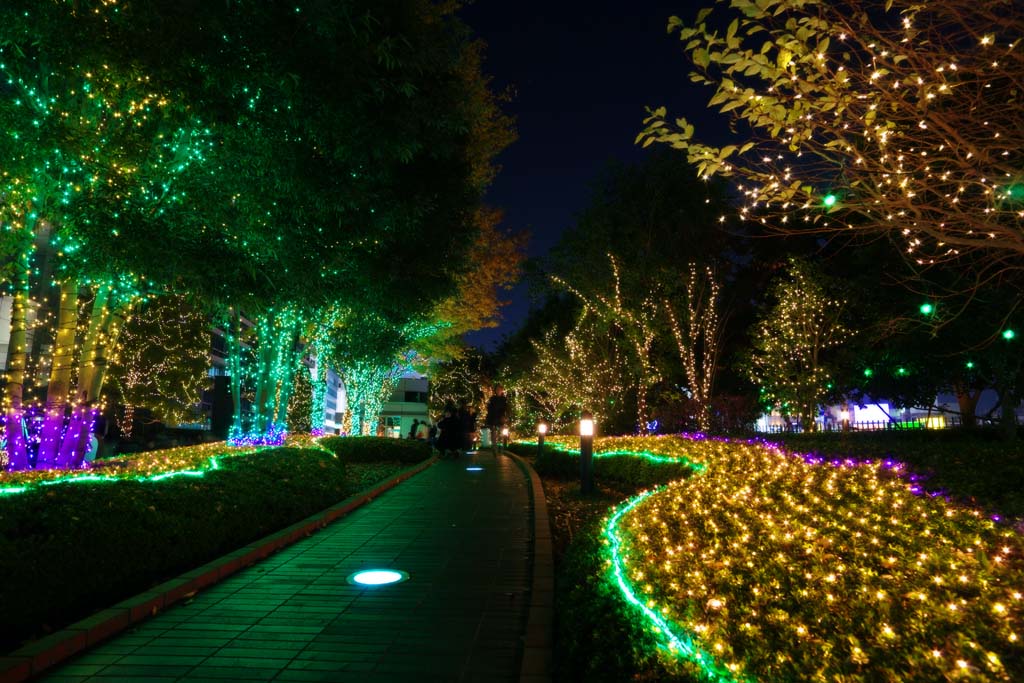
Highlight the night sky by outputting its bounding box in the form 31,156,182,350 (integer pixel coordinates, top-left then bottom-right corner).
459,1,727,350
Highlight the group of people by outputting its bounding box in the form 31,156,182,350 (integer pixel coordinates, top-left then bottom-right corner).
407,386,510,459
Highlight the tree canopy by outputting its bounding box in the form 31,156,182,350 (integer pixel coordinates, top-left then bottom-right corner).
639,0,1024,283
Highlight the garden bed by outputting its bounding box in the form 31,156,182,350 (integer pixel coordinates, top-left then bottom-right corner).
0,436,430,651
515,433,1024,682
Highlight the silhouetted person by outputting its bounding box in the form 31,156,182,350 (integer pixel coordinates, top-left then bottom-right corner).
484,386,509,451
408,419,420,439
436,409,462,459
457,400,476,453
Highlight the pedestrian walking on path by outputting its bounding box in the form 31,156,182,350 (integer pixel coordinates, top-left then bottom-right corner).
484,385,509,452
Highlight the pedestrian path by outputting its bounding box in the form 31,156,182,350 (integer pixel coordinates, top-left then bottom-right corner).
39,450,532,683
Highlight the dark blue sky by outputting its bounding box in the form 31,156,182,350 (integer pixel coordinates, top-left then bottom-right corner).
458,1,722,350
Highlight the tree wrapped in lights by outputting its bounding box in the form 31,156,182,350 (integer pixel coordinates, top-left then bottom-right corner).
639,0,1024,274
664,264,724,431
743,257,851,430
106,294,210,436
512,317,629,432
552,255,661,433
1,2,211,469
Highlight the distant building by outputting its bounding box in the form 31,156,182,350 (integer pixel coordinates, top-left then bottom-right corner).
380,373,429,439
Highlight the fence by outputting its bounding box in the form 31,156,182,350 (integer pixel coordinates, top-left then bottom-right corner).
755,414,998,434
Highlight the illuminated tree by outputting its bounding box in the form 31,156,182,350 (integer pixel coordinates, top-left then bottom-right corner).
106,295,210,437
664,264,724,431
510,316,630,433
112,0,507,445
287,364,314,435
553,255,661,433
743,257,852,429
428,348,490,416
639,0,1024,277
1,2,211,469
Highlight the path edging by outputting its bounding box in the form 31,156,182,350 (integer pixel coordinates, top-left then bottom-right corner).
504,450,554,683
0,454,438,683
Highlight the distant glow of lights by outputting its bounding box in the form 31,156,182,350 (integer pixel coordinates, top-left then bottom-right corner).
348,569,408,586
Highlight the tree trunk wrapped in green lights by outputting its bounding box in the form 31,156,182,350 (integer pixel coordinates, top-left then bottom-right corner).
225,307,303,446
343,362,394,437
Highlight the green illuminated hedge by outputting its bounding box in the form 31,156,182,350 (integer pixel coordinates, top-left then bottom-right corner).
0,440,426,651
505,441,696,488
319,435,431,463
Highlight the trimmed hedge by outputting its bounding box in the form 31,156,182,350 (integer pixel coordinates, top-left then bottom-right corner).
0,441,425,651
506,442,695,488
320,435,431,463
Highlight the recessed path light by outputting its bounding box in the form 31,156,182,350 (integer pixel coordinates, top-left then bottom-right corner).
347,569,409,586
465,466,484,471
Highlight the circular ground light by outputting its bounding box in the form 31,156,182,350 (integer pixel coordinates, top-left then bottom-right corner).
347,569,409,586
465,466,484,471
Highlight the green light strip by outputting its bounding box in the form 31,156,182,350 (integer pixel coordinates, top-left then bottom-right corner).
519,438,738,677
604,489,753,683
517,440,707,472
0,445,336,498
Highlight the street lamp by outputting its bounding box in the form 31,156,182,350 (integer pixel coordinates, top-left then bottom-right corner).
501,426,509,449
579,411,594,494
537,421,547,456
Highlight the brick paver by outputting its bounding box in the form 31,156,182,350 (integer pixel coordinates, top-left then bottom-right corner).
39,451,532,682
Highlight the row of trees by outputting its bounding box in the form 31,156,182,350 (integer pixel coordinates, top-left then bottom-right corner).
491,0,1023,437
491,152,1022,437
0,1,521,469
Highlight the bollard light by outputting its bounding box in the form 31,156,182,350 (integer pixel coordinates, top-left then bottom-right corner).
537,421,547,456
840,409,850,432
579,411,594,494
580,415,594,437
501,426,509,448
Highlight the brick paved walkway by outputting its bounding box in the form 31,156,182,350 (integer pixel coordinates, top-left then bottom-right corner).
39,450,532,683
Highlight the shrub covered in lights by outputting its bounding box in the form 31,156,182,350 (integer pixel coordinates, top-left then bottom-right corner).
592,435,1024,682
507,436,701,488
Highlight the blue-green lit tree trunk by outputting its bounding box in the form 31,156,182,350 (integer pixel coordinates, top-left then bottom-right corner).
344,362,392,436
227,308,302,446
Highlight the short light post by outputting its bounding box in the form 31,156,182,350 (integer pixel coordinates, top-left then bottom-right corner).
501,426,509,449
579,411,594,494
840,409,850,432
537,421,547,457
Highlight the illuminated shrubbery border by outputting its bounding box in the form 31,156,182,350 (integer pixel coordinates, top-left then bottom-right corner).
533,434,1023,681
0,434,332,496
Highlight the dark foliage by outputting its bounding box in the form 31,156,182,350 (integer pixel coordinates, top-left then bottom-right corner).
318,436,431,464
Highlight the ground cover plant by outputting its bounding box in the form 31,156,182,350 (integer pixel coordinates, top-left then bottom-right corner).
523,434,1024,682
0,436,430,651
765,429,1024,518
